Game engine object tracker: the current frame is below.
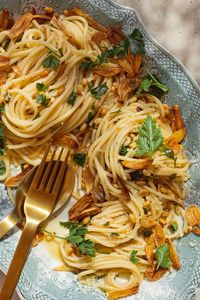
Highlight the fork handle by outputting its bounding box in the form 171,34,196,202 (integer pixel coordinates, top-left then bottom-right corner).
0,212,19,239
0,220,38,299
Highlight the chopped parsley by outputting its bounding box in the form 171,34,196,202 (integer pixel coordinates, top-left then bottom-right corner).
67,91,77,106
37,94,48,106
119,145,128,156
168,222,178,234
87,111,94,124
73,153,86,167
36,82,48,92
110,232,120,237
143,229,152,237
160,144,175,159
0,105,5,113
0,161,6,175
155,244,172,270
135,116,163,157
0,127,6,156
60,221,95,257
80,28,144,71
169,173,177,180
137,70,168,96
42,49,60,69
130,250,139,263
129,28,145,54
88,82,108,99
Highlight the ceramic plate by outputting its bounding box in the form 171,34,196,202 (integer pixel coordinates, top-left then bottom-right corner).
0,0,200,299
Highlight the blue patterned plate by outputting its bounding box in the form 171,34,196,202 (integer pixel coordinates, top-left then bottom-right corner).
0,1,200,299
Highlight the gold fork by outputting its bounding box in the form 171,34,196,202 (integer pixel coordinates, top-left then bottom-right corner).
0,145,69,299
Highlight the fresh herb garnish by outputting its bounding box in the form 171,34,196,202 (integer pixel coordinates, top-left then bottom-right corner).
130,250,139,263
73,153,86,167
110,232,120,237
155,243,172,270
169,173,177,180
104,222,110,226
36,82,49,106
160,144,175,159
80,28,144,71
0,105,5,113
135,116,163,157
80,58,97,71
89,82,108,99
87,111,94,124
67,91,77,106
78,240,95,257
36,82,48,92
42,49,60,69
129,28,145,54
0,161,6,175
119,145,128,156
37,94,48,106
130,170,155,181
143,229,152,237
0,127,6,156
106,37,130,58
168,222,178,234
137,71,168,95
60,221,95,257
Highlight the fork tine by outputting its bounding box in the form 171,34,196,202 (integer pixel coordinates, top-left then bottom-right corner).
39,146,57,190
45,147,64,193
30,144,51,190
51,150,69,196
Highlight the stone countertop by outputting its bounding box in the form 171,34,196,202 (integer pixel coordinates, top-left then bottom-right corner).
116,0,200,85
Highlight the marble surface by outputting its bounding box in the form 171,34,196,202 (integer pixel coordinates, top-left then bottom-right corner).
116,0,200,85
0,1,199,299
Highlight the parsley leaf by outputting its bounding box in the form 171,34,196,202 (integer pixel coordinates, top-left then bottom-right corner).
36,82,48,92
155,244,172,270
169,173,177,180
0,161,6,175
80,28,144,71
67,91,77,106
137,78,152,94
143,229,152,237
87,111,94,124
0,127,6,156
110,232,120,237
130,250,139,263
106,38,130,58
135,116,163,157
60,221,95,257
0,105,5,113
137,71,168,95
78,240,95,257
119,145,128,156
168,222,178,234
89,82,108,99
129,28,145,54
42,49,60,69
163,147,175,159
37,94,48,106
73,153,86,167
80,58,97,71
